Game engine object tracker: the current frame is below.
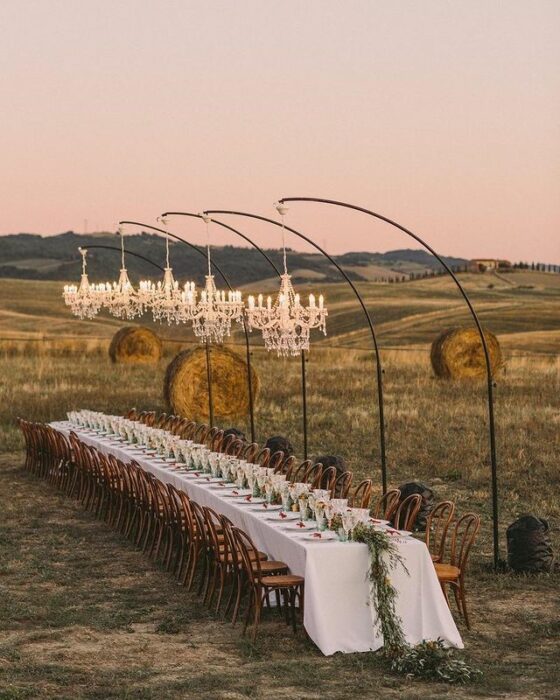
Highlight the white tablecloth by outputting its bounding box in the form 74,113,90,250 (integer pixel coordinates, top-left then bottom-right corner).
52,421,463,655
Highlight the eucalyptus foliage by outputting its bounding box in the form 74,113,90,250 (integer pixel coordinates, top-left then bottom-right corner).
352,524,482,684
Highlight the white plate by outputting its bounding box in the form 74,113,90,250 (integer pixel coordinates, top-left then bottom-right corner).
234,497,265,505
285,522,315,531
304,533,337,542
248,503,282,512
265,512,300,522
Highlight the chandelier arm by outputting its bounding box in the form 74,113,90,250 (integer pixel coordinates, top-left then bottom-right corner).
116,227,126,269
278,195,500,569
119,218,256,443
204,208,386,485
161,212,282,276
161,211,310,459
83,244,166,272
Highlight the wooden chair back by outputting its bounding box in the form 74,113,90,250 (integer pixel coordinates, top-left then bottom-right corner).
333,471,353,499
392,493,422,531
425,501,455,562
373,488,401,519
352,479,373,508
288,459,313,483
450,513,481,573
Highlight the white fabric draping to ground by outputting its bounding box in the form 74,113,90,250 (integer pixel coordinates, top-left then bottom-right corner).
52,421,463,655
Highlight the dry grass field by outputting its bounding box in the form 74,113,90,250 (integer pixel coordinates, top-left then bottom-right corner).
0,272,558,699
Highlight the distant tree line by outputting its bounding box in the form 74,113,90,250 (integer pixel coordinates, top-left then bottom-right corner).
513,262,560,273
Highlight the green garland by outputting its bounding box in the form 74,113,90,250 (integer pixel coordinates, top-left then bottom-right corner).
352,523,408,653
352,523,482,684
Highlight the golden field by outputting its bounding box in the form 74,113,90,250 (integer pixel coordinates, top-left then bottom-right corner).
0,271,558,699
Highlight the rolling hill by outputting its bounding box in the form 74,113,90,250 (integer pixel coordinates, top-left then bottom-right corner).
1,271,558,356
0,232,469,285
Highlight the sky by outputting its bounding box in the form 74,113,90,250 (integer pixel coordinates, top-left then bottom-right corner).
0,1,559,263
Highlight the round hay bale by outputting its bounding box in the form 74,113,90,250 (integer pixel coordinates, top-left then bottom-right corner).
430,327,502,379
164,345,259,422
109,326,162,364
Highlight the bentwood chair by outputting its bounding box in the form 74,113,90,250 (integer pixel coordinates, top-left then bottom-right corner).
287,460,313,483
425,501,456,563
233,527,304,642
217,517,288,623
255,448,271,468
276,454,295,476
202,507,270,611
392,493,422,531
373,488,401,520
351,479,374,509
178,492,205,591
193,424,211,445
180,421,197,440
332,471,353,499
242,442,260,464
225,439,245,458
124,408,138,420
320,466,338,494
304,463,324,489
435,513,480,629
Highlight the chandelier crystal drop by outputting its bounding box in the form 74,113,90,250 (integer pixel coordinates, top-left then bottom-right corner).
183,215,244,343
245,204,327,356
62,248,104,320
138,218,197,324
104,228,142,320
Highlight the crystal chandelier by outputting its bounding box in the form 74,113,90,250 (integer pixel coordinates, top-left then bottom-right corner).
62,247,104,320
182,215,244,343
246,204,327,356
138,218,197,324
104,227,142,320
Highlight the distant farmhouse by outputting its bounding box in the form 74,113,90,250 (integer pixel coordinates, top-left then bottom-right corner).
469,258,512,273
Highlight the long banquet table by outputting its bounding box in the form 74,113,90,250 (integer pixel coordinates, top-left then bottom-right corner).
52,421,463,655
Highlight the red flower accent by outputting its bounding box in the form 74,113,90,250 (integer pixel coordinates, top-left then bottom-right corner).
263,503,268,509
297,521,305,528
244,495,252,502
232,490,239,496
279,512,287,519
312,532,322,539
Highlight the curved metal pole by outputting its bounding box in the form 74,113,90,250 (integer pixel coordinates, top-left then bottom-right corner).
280,196,500,569
205,209,387,491
82,244,165,272
161,211,309,458
118,219,253,440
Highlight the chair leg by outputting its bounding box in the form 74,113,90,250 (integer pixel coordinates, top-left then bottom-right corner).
459,583,471,630
251,592,263,643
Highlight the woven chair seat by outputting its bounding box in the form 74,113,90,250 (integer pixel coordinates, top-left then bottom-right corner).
434,563,461,581
260,574,304,588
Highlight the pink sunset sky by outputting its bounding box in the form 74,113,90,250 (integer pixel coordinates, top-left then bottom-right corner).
0,1,559,263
